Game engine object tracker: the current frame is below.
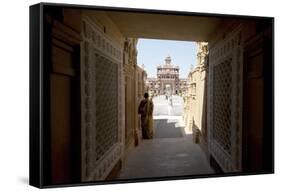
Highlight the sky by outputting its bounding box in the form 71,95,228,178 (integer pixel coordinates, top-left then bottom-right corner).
137,39,197,78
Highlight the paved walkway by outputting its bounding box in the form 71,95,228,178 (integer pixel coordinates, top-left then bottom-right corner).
153,95,184,116
117,96,214,180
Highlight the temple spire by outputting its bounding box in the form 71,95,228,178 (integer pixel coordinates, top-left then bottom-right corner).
165,55,171,65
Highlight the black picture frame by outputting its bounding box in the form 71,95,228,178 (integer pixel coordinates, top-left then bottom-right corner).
30,2,274,188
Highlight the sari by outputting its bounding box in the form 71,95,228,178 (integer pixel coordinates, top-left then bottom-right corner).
138,98,154,139
145,99,154,139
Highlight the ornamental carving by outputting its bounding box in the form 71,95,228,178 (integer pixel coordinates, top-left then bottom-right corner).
208,25,243,172
81,15,123,181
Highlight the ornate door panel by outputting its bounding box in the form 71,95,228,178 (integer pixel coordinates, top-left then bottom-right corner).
208,25,243,172
80,16,123,181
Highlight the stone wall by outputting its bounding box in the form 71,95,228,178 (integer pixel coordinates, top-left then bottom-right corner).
80,11,145,181
123,38,139,150
136,66,148,143
80,11,125,181
184,42,208,137
207,23,243,173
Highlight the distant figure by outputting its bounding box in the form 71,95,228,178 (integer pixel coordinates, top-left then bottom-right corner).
169,96,173,107
138,93,154,139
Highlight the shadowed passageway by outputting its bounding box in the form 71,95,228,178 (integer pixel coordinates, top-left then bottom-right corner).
117,96,214,179
154,118,183,138
33,7,273,185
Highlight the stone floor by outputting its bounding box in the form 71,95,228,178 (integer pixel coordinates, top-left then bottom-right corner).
117,95,214,180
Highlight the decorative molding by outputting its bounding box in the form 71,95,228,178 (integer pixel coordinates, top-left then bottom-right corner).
208,25,243,172
82,15,123,63
93,144,122,180
81,40,96,181
81,15,123,181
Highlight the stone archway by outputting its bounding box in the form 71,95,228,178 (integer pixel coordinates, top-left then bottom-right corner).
164,83,172,96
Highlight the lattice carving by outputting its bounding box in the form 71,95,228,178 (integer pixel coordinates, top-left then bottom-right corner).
208,25,243,172
81,15,123,181
213,59,232,154
95,54,119,160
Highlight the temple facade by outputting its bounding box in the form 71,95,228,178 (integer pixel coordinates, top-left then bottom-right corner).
147,56,188,96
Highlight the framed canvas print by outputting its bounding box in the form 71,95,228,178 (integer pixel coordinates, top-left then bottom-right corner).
29,2,274,188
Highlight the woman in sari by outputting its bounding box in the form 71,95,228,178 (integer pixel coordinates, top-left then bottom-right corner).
138,93,154,139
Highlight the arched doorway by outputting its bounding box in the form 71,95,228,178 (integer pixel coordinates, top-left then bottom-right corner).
164,83,172,96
